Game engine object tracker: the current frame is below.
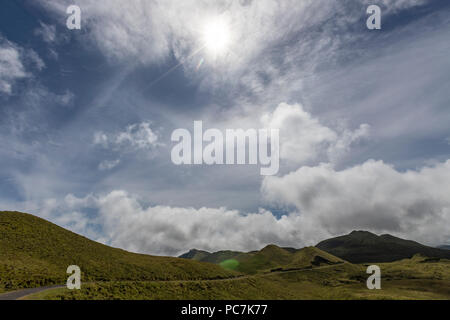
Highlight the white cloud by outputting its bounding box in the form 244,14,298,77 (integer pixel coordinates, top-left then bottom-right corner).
262,160,450,246
262,103,336,164
21,86,74,108
34,21,57,43
47,0,425,63
33,0,435,129
93,132,109,148
262,103,369,165
327,123,371,163
94,122,161,151
55,90,75,106
0,37,27,94
115,122,160,149
28,157,450,256
26,49,46,71
361,0,428,13
0,35,46,95
98,159,120,171
34,190,321,256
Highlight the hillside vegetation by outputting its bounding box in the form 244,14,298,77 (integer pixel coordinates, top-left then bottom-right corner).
25,257,450,300
180,245,344,274
0,211,237,291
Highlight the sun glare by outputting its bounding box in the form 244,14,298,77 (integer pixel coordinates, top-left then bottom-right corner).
202,18,231,56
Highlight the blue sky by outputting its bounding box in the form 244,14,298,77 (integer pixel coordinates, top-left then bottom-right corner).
1,0,449,255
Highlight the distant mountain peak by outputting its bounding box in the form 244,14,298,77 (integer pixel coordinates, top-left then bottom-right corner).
178,248,210,260
261,244,283,251
317,230,450,263
349,230,378,237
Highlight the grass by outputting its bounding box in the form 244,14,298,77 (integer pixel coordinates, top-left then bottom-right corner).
23,260,450,300
0,211,238,292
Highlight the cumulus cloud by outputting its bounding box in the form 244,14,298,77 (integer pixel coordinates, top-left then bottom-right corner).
31,190,320,256
115,122,160,149
262,103,369,165
29,157,450,256
94,122,161,151
262,160,450,246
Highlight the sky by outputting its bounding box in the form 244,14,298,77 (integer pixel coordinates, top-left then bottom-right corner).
0,0,449,256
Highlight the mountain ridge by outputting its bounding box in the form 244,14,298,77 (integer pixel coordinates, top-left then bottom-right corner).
316,230,450,263
180,230,450,265
179,244,345,274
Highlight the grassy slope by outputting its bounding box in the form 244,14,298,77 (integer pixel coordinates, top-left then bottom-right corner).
232,245,294,274
181,245,345,274
316,231,450,263
180,249,244,265
287,247,344,269
178,249,211,261
26,258,450,300
0,211,237,291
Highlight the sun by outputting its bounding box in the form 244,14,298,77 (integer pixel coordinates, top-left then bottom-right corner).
202,17,231,57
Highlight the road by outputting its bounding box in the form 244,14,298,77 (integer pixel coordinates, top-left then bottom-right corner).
0,285,65,300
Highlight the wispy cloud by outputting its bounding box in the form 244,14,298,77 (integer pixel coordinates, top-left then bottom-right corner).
0,36,28,94
34,21,57,43
98,159,120,171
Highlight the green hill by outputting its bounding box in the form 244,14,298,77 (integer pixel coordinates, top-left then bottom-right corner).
180,245,344,274
179,249,243,264
286,247,344,269
316,231,450,263
0,211,237,291
232,245,295,274
178,249,211,261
